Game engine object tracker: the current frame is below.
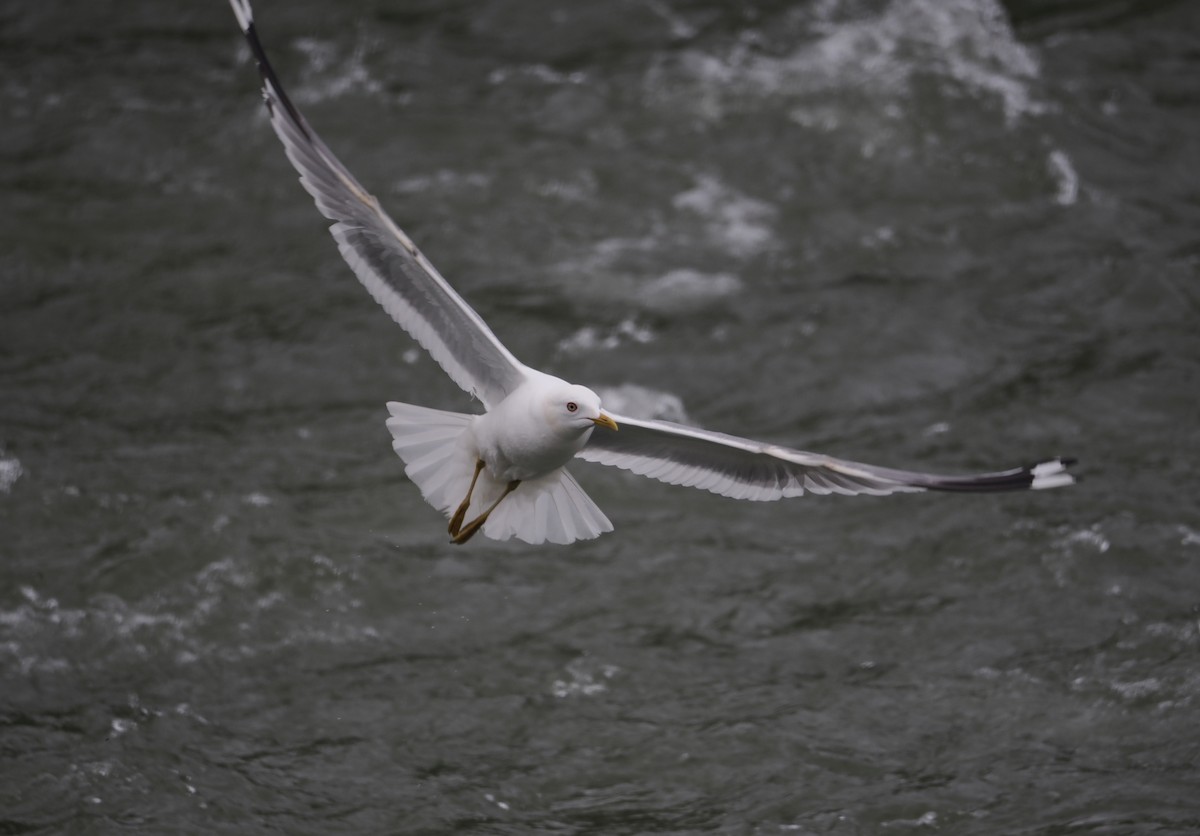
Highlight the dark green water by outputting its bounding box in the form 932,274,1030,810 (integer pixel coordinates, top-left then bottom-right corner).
3,0,1199,832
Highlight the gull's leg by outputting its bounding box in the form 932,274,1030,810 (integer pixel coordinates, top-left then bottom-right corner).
451,480,520,545
448,459,487,537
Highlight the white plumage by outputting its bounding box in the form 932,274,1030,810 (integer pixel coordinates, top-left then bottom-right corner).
385,400,613,545
228,0,1075,545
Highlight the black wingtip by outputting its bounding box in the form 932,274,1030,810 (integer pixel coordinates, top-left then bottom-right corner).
232,2,313,144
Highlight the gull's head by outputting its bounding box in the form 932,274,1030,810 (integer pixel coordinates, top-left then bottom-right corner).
543,382,618,437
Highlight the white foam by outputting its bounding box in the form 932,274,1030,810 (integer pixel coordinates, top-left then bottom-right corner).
556,318,654,354
0,587,182,676
551,658,619,698
488,64,587,86
393,169,492,195
636,269,743,314
923,421,951,437
646,0,698,39
672,175,776,257
1062,525,1110,553
1047,149,1079,206
483,793,512,812
593,383,690,423
1111,678,1162,701
0,453,22,493
292,37,383,105
647,0,1044,127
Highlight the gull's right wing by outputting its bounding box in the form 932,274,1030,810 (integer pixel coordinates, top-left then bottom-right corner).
580,412,1076,500
228,0,529,409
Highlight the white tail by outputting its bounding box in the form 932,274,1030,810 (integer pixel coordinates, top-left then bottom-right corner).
481,466,613,545
385,401,612,545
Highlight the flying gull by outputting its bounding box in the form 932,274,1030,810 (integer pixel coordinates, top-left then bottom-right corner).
227,0,1076,545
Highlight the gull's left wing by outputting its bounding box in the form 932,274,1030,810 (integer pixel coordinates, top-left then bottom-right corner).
578,412,1075,500
228,0,529,409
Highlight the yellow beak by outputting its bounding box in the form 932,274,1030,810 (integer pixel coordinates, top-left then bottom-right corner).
591,412,619,431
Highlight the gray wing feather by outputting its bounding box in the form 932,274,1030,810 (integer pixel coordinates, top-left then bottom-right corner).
578,413,1075,500
231,2,528,408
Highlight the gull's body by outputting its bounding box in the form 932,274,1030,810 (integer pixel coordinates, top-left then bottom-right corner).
227,0,1075,545
470,372,608,483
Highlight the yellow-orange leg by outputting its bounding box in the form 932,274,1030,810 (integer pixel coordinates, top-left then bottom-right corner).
451,480,520,545
448,459,486,537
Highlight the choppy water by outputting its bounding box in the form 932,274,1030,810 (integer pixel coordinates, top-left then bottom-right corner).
3,0,1199,832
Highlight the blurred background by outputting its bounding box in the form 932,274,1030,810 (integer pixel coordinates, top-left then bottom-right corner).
2,0,1198,832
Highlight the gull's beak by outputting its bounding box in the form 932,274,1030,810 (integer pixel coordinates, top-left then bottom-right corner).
591,412,619,431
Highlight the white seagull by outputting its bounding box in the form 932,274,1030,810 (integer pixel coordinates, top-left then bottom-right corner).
227,0,1076,545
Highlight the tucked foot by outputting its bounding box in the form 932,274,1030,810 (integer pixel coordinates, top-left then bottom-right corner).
450,480,520,545
450,516,488,545
448,459,486,537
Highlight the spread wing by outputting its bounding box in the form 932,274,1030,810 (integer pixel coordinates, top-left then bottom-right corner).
229,0,528,408
578,413,1075,500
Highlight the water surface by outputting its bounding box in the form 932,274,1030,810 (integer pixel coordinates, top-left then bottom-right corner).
2,0,1199,832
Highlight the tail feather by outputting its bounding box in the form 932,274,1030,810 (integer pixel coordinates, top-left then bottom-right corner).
385,401,612,545
386,401,477,517
482,467,613,546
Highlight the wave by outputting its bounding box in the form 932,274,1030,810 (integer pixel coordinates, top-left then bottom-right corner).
644,0,1045,127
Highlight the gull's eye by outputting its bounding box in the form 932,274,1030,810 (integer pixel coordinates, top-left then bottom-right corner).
566,401,578,413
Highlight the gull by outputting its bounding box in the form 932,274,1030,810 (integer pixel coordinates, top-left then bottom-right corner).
227,0,1076,545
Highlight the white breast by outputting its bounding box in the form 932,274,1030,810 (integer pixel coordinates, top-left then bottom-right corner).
470,379,594,481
